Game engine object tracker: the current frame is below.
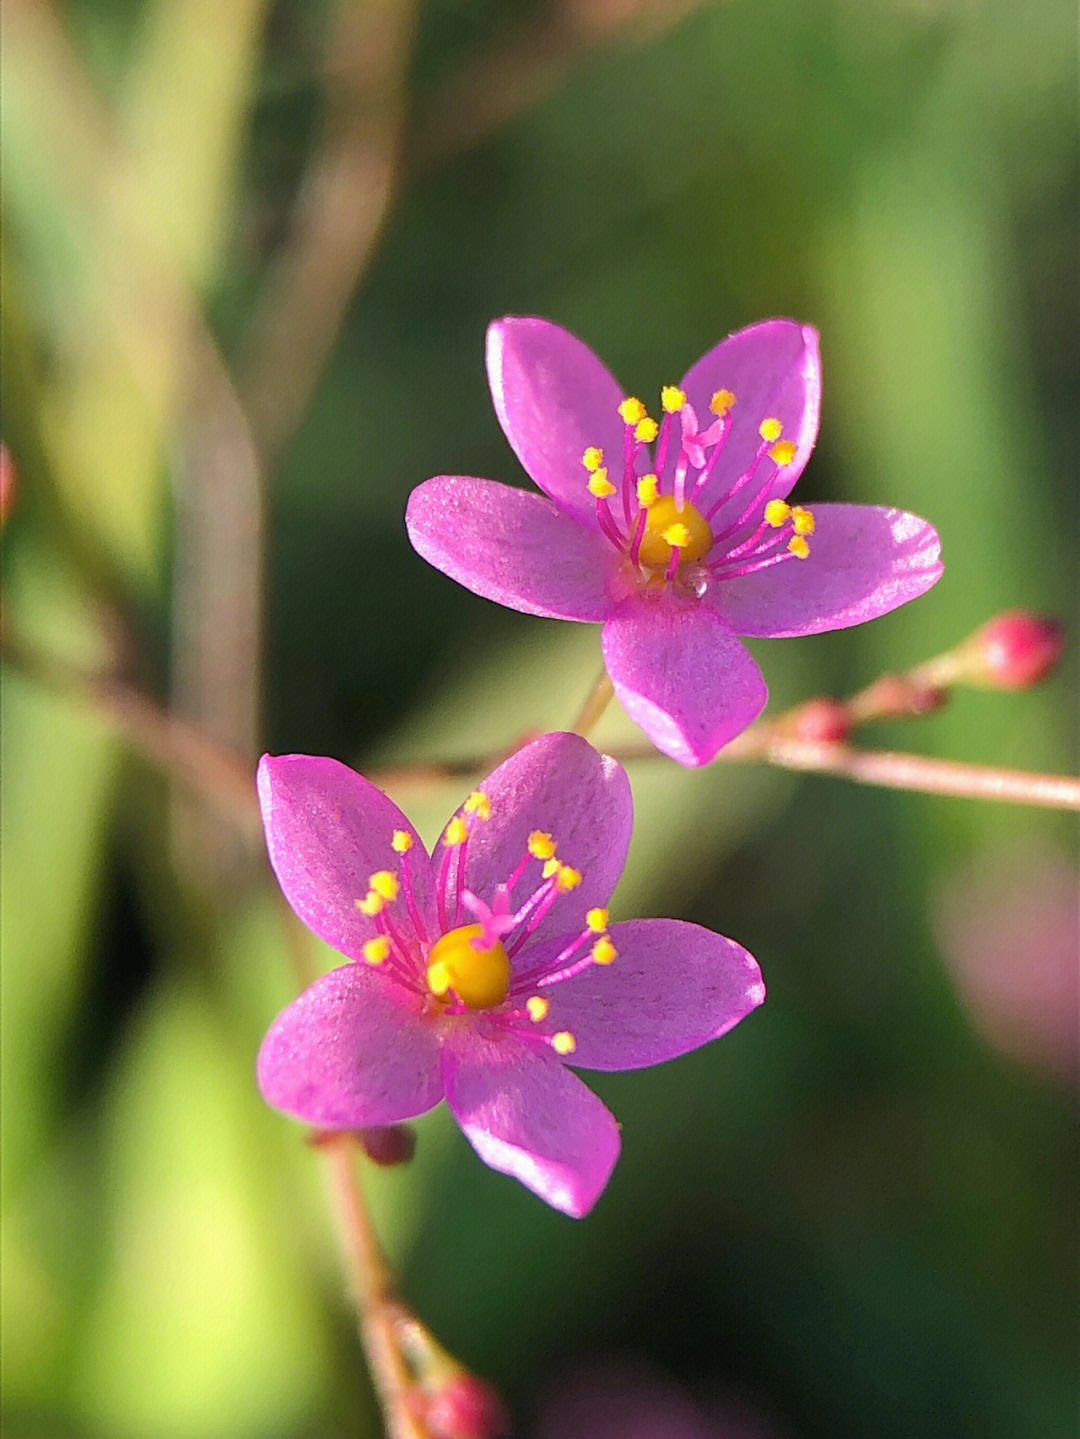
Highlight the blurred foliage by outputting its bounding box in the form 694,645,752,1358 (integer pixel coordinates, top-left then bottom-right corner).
2,1,1076,1437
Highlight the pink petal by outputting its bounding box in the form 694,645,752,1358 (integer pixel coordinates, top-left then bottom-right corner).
406,476,616,621
523,920,765,1071
676,320,820,523
601,598,768,765
257,754,436,963
487,317,630,531
257,964,444,1127
436,733,633,952
716,504,943,637
441,1028,620,1216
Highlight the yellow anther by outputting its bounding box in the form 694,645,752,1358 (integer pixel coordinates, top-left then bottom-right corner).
356,892,385,917
636,474,659,509
710,389,736,416
444,817,469,846
464,790,491,818
662,522,692,550
661,385,687,413
791,506,815,536
587,470,617,499
542,857,562,880
582,446,604,472
552,1031,577,1056
528,831,557,860
427,924,511,1009
759,417,783,442
369,870,400,902
586,907,609,933
391,830,413,853
764,499,791,528
636,495,714,571
769,440,797,466
618,397,646,425
555,865,582,892
591,936,617,966
526,995,549,1023
363,936,390,965
427,959,451,996
788,535,811,559
634,417,659,444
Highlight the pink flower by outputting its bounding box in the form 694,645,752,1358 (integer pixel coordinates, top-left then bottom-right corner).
256,733,764,1216
407,319,943,765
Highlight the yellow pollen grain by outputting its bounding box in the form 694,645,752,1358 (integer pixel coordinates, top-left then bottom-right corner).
634,417,659,444
591,936,617,965
363,936,390,965
427,960,451,996
464,790,491,818
586,907,609,933
769,440,797,466
791,506,815,536
391,830,413,853
618,397,646,425
788,535,811,559
444,817,469,846
528,831,556,860
764,499,791,528
587,470,617,499
636,474,659,509
662,522,692,550
555,865,582,892
582,446,603,472
710,389,736,416
356,892,385,917
526,996,549,1023
759,417,783,442
552,1031,577,1056
368,870,400,902
542,857,562,880
661,385,687,413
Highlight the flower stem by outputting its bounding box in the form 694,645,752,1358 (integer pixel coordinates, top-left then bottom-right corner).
570,667,615,739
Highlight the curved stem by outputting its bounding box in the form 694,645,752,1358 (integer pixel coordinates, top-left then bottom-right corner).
569,667,615,739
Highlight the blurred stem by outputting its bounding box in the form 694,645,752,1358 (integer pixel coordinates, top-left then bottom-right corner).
570,669,615,738
6,627,1077,812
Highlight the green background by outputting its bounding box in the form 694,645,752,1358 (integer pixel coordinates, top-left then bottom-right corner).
3,2,1076,1435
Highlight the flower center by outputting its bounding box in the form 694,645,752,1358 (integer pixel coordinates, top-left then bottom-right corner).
635,494,713,571
426,923,511,1010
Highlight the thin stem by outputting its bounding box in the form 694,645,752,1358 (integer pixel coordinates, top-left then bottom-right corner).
569,668,615,739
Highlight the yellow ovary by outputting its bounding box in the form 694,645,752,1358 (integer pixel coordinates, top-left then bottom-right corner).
636,495,714,571
426,924,511,1009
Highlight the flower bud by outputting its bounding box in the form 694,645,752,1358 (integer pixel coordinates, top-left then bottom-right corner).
0,445,15,526
963,611,1065,690
790,697,851,743
358,1124,416,1166
422,1372,512,1439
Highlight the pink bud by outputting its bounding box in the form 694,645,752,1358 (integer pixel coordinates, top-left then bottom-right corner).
423,1373,511,1439
790,698,851,744
967,611,1065,690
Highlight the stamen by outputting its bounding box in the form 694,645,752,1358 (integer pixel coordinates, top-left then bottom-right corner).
791,506,815,536
356,892,385,917
464,790,491,818
759,417,783,442
710,389,736,416
586,908,609,932
661,385,687,413
582,446,603,472
788,535,810,559
444,817,468,846
363,936,390,965
554,864,582,892
391,830,413,853
552,1031,576,1056
634,416,659,444
368,870,400,902
769,439,797,466
587,469,617,499
526,996,549,1022
528,831,556,860
618,397,646,425
636,474,659,509
395,840,428,944
764,500,791,528
591,936,617,965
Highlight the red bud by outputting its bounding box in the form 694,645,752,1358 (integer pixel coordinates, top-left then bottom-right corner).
966,611,1065,690
423,1372,512,1439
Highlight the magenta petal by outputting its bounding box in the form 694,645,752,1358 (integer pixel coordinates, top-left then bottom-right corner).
441,1028,620,1216
677,320,821,521
257,965,443,1127
601,599,768,765
525,920,765,1071
438,733,633,951
406,476,615,621
257,754,435,962
718,504,943,637
487,318,629,531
